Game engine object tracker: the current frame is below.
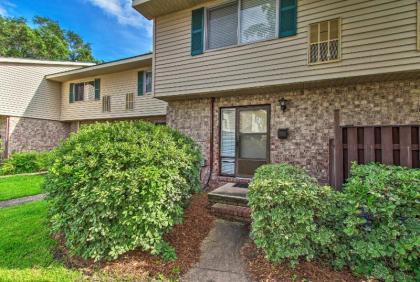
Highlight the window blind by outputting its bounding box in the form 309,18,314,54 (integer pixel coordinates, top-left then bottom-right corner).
220,108,236,175
240,0,277,44
207,2,238,50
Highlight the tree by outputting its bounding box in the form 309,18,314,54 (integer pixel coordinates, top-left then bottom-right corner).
0,16,97,62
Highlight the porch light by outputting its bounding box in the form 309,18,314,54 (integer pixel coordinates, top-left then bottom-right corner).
279,98,288,112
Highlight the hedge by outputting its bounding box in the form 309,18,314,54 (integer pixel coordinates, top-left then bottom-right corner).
248,164,338,265
334,163,420,281
0,151,50,176
248,163,419,282
45,121,202,261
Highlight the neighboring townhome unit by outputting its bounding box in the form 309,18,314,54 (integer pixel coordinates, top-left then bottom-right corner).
133,0,420,187
46,53,167,129
0,57,94,158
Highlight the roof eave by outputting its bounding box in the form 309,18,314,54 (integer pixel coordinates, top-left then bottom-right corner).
132,0,209,20
46,54,152,82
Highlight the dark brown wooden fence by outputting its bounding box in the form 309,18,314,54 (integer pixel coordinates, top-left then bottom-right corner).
330,111,420,188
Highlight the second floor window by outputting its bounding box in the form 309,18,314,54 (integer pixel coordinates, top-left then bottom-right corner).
309,19,341,64
126,93,134,110
145,71,152,93
74,83,86,101
102,96,111,112
207,0,278,50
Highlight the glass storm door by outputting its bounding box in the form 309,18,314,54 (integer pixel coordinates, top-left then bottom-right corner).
220,106,270,178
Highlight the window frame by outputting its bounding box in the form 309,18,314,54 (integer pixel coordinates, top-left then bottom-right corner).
70,80,97,103
204,0,281,52
307,18,342,65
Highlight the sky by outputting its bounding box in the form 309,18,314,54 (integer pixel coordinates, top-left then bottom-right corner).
0,0,153,62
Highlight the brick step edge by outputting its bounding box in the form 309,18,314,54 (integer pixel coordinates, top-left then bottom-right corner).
209,203,251,223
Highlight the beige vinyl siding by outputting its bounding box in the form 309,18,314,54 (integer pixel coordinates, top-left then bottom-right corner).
0,63,83,120
154,0,420,97
60,68,167,121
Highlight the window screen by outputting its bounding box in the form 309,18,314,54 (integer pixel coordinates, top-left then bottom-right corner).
207,2,238,50
240,0,277,44
309,19,340,64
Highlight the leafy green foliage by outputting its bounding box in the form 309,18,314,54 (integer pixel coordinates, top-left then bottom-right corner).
248,164,338,265
0,151,50,175
333,163,420,282
249,163,419,282
0,16,96,62
45,121,202,261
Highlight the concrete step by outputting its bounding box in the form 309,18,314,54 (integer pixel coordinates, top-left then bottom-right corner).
208,183,248,207
210,203,251,223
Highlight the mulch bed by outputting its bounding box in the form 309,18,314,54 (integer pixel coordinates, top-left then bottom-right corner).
241,241,364,282
56,193,215,280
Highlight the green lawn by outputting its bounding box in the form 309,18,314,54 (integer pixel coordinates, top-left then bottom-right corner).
0,201,84,282
0,174,45,201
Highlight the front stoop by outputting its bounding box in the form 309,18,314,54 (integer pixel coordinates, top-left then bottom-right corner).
208,183,251,223
210,203,251,223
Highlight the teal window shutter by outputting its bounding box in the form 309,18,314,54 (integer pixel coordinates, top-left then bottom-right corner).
94,79,101,100
279,0,297,38
69,83,75,103
191,8,204,56
138,71,144,96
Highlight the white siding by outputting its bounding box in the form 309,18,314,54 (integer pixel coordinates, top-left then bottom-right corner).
154,0,420,97
0,63,83,120
60,68,167,121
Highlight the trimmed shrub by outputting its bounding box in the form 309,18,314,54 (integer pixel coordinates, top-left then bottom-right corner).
45,121,202,261
248,164,338,265
0,151,50,175
334,163,420,282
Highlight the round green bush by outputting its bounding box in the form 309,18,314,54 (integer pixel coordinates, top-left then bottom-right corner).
45,121,202,261
334,163,420,282
248,163,338,265
0,151,50,175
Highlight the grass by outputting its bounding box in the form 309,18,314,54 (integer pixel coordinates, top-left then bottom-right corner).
0,201,84,282
0,174,45,201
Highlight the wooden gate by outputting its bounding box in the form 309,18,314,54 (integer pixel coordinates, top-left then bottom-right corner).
330,111,420,188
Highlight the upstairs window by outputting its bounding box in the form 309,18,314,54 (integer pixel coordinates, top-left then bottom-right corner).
240,0,277,44
74,83,85,101
309,19,341,64
207,2,238,50
203,0,296,51
145,71,153,93
126,93,134,110
138,71,152,95
102,96,111,112
69,80,100,103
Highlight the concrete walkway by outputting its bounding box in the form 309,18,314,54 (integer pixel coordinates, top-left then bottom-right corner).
183,219,252,282
0,193,46,208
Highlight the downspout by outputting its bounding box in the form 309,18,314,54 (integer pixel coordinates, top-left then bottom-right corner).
4,116,10,159
204,97,215,190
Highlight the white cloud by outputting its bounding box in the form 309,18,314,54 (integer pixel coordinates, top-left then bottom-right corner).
0,0,15,16
0,6,7,16
86,0,153,36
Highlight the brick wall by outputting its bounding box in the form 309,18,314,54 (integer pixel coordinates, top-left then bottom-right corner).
167,79,420,184
7,117,71,155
